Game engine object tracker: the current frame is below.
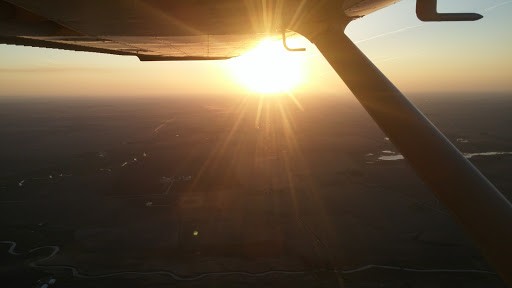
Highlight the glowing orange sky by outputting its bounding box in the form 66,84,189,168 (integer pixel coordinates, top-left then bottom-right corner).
0,0,511,97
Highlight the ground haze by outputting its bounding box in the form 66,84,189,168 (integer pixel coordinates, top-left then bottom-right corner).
1,93,510,287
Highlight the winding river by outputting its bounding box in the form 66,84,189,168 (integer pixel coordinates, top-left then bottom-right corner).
1,240,497,282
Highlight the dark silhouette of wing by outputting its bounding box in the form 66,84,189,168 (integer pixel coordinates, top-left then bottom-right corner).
0,0,398,61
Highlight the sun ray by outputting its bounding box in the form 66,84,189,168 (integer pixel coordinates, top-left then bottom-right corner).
190,96,250,191
286,91,305,111
255,96,264,129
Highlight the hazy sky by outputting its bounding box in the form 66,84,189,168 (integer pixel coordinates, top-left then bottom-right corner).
0,0,511,97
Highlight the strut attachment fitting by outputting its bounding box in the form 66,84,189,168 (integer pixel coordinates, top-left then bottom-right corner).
416,0,483,22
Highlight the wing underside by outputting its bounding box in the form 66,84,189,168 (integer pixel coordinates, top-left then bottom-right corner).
0,0,399,61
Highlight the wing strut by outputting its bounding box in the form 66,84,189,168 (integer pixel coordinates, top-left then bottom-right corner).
298,27,512,285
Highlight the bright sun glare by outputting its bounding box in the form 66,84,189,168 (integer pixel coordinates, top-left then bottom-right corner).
227,38,307,95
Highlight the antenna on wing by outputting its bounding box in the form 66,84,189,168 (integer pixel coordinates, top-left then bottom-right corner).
282,30,305,52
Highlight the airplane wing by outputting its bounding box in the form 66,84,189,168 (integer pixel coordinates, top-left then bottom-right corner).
0,0,400,61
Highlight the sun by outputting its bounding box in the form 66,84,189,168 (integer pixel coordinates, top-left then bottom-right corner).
227,38,306,94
